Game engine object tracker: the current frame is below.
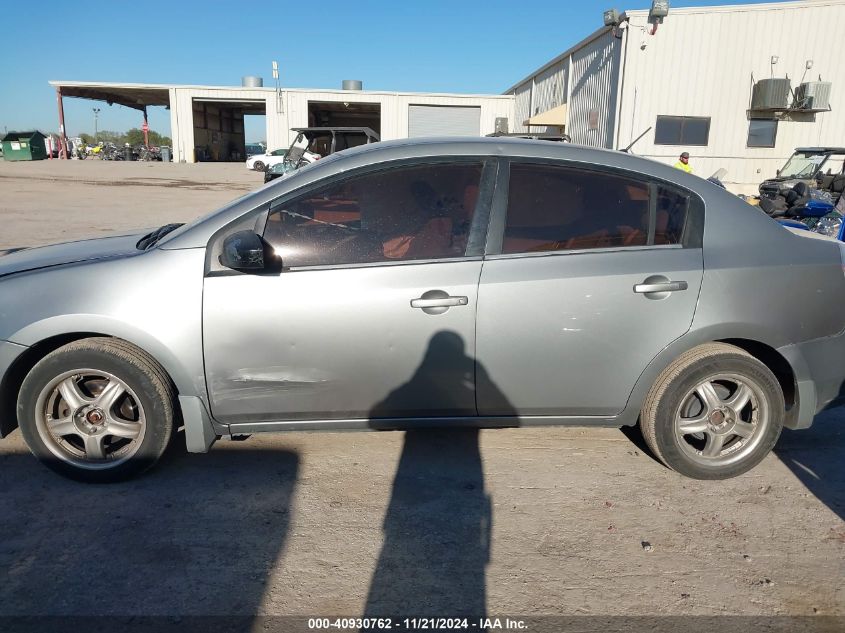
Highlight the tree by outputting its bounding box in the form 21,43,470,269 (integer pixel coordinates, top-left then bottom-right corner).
97,130,124,144
124,128,144,146
76,128,172,147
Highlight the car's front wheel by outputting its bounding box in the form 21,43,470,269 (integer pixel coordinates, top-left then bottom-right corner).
253,160,265,172
640,342,784,479
18,338,175,483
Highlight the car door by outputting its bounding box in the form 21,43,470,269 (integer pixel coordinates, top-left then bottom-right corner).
203,159,496,425
476,160,704,418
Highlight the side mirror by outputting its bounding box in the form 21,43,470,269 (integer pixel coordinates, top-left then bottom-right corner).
776,169,781,177
220,230,266,270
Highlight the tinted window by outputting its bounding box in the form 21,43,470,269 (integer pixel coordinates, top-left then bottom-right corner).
654,184,692,245
502,164,689,254
264,163,483,268
654,116,710,146
335,133,369,151
747,120,777,148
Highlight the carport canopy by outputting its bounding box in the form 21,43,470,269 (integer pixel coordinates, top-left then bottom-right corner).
49,81,171,110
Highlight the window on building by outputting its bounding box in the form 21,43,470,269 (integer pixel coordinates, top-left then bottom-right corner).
746,119,778,148
263,162,483,268
654,116,711,146
500,164,691,254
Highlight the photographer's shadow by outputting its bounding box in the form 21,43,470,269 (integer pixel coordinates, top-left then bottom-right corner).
363,331,516,620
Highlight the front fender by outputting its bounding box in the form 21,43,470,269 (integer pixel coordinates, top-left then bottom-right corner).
8,314,205,400
0,248,208,405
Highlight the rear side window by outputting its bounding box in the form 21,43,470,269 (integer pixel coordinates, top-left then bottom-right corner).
501,163,690,254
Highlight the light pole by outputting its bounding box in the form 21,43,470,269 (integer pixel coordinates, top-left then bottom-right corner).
93,107,100,141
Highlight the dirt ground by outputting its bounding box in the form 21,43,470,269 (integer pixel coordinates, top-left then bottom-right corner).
0,160,842,628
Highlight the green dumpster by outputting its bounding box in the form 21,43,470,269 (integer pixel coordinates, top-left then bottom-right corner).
2,131,48,161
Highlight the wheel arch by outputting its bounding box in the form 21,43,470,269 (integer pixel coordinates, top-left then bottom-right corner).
717,338,798,428
1,333,99,437
623,328,801,429
1,327,201,439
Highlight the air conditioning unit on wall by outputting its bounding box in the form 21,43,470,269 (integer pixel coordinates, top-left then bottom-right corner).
794,81,832,110
751,78,791,110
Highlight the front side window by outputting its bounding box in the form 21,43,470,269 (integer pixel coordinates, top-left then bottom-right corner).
655,116,710,146
263,163,483,268
501,164,690,254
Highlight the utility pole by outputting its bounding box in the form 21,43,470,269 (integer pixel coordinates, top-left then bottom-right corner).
93,108,100,141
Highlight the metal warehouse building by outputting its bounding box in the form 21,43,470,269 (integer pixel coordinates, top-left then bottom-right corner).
506,0,845,192
49,80,513,164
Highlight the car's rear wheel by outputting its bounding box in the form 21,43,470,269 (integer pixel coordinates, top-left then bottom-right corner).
640,343,784,479
253,160,265,172
18,338,175,483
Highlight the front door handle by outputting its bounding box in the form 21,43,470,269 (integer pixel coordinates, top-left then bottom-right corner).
411,296,468,308
634,280,688,293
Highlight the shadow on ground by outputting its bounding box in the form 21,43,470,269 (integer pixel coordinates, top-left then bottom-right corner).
363,429,491,618
363,331,515,620
0,445,299,617
774,408,845,521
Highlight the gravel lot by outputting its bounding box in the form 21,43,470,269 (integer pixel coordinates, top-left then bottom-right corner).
0,160,842,628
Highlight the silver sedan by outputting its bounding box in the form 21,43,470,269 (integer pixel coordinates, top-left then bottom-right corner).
2,138,845,482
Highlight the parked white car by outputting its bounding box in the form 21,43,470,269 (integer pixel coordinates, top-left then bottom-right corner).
245,148,288,172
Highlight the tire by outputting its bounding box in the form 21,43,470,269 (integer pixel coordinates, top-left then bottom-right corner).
253,160,265,172
640,342,784,480
17,338,176,483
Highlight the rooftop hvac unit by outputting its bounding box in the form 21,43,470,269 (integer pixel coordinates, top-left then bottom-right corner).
794,81,832,110
751,78,791,110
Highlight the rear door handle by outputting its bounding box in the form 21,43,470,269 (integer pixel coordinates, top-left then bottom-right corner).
411,296,469,308
634,281,688,293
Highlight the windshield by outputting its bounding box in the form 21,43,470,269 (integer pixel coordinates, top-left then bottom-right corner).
779,152,829,179
284,133,309,163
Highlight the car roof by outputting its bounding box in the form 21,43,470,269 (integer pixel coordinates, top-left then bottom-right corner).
162,136,729,250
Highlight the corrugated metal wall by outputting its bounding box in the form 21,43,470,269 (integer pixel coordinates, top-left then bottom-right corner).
616,1,845,190
568,30,621,148
509,59,569,134
531,60,569,134
513,83,532,133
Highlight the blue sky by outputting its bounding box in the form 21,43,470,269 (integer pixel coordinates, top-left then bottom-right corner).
0,0,777,142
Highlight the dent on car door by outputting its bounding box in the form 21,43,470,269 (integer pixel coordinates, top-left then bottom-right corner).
203,159,497,425
476,161,705,418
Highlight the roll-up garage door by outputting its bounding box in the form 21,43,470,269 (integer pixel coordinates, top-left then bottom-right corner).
408,105,481,137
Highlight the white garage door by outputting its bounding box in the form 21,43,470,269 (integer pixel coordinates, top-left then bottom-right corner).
408,105,481,137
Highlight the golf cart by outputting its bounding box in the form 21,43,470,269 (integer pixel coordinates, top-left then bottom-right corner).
265,127,380,183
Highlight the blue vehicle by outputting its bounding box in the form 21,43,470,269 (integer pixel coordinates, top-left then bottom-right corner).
759,181,844,240
775,200,844,240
